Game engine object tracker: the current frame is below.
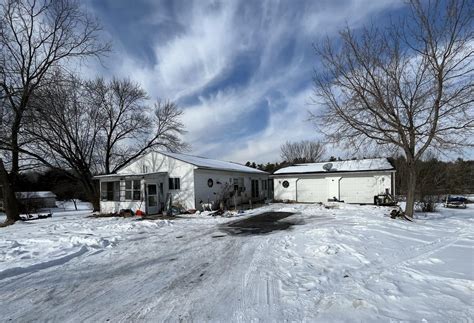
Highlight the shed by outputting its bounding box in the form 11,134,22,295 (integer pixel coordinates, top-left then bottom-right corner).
271,158,396,204
16,191,58,209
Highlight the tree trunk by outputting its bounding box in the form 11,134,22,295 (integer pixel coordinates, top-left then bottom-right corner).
90,193,100,212
82,180,100,212
0,158,21,224
405,162,417,217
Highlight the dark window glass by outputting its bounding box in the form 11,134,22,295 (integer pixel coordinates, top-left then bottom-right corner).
169,178,180,190
251,180,259,198
101,181,118,201
148,184,157,195
133,181,140,189
133,190,141,201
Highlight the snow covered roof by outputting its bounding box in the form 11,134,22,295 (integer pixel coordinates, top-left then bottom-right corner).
273,158,395,175
95,172,167,179
160,151,268,174
17,191,57,199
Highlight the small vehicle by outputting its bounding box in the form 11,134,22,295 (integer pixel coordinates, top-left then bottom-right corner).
444,195,467,209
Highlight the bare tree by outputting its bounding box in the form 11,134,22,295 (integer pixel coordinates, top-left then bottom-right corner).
280,140,326,164
26,75,104,210
26,74,188,211
0,0,109,224
312,0,473,217
91,78,188,174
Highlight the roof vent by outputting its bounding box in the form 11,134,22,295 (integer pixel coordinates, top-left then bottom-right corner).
323,163,333,171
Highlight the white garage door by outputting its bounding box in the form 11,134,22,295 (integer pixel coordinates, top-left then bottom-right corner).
296,178,327,203
340,176,377,204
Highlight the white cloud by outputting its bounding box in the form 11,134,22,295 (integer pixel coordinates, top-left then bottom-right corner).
84,0,404,163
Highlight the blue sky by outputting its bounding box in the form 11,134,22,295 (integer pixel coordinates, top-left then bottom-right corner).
82,0,406,163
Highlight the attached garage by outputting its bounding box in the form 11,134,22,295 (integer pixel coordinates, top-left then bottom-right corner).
296,178,326,202
340,176,378,204
272,158,395,204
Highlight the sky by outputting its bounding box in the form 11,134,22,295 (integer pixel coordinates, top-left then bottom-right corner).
81,0,408,164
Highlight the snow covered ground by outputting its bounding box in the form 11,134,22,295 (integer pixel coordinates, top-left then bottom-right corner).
0,202,472,322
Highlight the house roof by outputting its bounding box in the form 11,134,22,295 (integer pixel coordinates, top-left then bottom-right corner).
94,172,167,179
159,151,268,174
17,191,57,199
273,158,395,175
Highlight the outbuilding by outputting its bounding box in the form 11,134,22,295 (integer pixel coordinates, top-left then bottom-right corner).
16,191,58,209
95,151,269,215
272,158,395,204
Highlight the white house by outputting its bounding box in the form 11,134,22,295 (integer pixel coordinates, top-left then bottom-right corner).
96,151,269,214
272,158,396,204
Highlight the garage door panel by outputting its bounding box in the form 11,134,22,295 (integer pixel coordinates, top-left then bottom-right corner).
340,176,376,204
297,178,326,203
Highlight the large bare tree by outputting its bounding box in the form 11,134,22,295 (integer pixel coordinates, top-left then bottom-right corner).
280,140,326,164
91,78,188,174
312,0,473,217
26,74,188,211
0,0,109,224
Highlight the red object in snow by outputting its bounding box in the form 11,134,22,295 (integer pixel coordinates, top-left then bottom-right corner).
135,210,145,216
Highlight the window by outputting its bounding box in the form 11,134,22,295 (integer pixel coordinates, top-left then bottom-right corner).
233,178,244,195
125,180,141,201
169,178,180,190
262,179,267,191
251,179,259,198
282,180,290,188
101,181,120,201
207,178,214,187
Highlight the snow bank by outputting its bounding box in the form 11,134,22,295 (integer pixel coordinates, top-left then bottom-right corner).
0,215,171,281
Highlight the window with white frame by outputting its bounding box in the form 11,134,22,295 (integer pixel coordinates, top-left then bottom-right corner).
168,178,180,190
125,180,141,201
101,181,120,201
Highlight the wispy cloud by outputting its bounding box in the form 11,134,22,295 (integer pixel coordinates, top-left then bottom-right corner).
84,0,403,163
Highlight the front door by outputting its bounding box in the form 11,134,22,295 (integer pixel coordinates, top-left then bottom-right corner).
147,184,159,214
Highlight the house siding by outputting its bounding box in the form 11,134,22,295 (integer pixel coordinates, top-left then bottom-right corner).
194,169,269,209
118,152,196,209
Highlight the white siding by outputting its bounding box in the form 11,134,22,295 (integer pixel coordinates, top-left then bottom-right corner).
296,178,326,202
118,152,196,209
194,169,269,209
274,178,298,202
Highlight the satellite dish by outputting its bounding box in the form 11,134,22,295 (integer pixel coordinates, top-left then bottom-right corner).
323,163,333,171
